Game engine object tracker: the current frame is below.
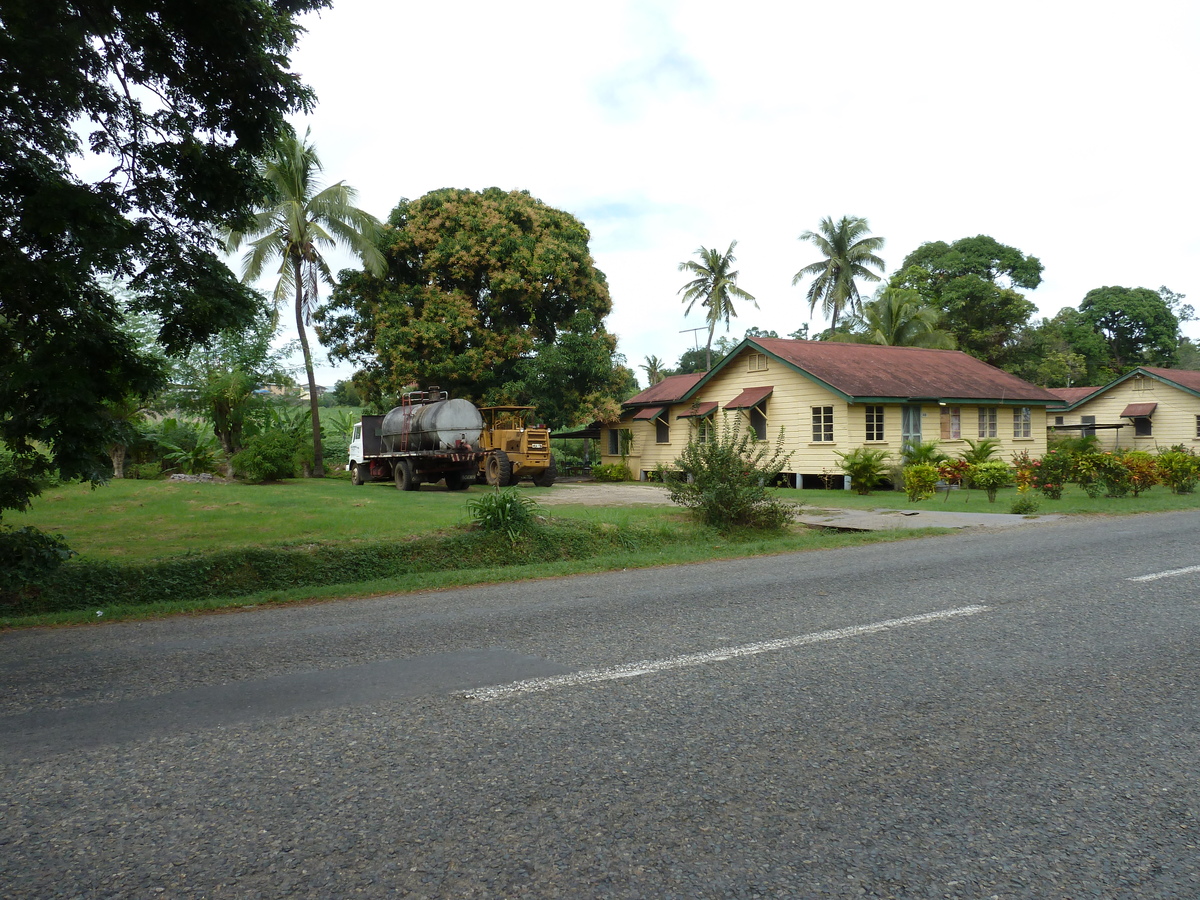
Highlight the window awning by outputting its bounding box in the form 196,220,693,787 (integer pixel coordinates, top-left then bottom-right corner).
724,386,773,410
677,401,718,418
632,406,665,420
1121,402,1157,417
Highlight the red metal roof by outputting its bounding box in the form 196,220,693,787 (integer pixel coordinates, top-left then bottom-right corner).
1046,386,1101,406
677,401,718,418
725,386,773,409
624,372,705,406
1121,402,1157,417
632,406,665,420
749,339,1062,402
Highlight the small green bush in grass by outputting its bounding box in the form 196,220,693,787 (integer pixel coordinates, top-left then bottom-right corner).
1157,447,1200,494
0,525,76,604
232,430,299,482
591,463,631,482
465,488,544,545
968,460,1011,502
902,463,939,502
1009,494,1040,515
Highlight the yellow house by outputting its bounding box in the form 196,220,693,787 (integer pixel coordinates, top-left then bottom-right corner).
1046,366,1200,451
601,338,1062,487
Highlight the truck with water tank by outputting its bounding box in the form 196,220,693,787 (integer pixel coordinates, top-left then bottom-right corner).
347,389,484,491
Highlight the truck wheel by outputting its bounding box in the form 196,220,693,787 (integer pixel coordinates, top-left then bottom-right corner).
351,463,366,486
394,459,418,491
533,457,557,487
444,471,470,491
485,450,513,487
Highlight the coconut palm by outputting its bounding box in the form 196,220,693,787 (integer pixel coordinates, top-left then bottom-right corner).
828,287,956,349
678,241,758,370
793,215,885,329
639,354,667,385
225,129,384,476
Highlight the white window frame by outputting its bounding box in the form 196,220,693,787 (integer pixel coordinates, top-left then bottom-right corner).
1013,406,1032,439
812,406,834,442
865,405,885,442
940,406,961,440
747,352,768,373
978,407,997,438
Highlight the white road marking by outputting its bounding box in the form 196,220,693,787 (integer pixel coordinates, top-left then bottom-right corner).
1127,565,1200,582
461,605,991,702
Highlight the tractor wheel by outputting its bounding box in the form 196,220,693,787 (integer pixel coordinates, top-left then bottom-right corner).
485,450,513,487
393,459,418,491
532,457,557,487
445,471,470,491
351,463,366,486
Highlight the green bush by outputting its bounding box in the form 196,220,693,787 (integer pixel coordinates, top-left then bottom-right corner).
902,463,939,502
231,430,300,482
1095,453,1132,498
835,447,891,495
664,414,793,530
1122,451,1158,497
1009,494,1040,515
960,438,1000,465
1071,450,1106,498
0,525,76,603
903,440,948,466
465,488,544,545
592,463,631,482
1157,447,1200,494
968,460,1011,502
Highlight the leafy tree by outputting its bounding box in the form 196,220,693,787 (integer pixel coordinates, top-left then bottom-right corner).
744,327,779,338
827,287,955,349
225,130,384,477
1008,309,1112,386
793,216,885,329
0,0,325,517
331,379,364,407
1078,286,1181,370
892,235,1042,366
317,188,618,426
1177,337,1200,370
678,241,758,371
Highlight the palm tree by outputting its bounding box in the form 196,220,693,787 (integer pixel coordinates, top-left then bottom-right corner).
639,354,667,386
225,129,384,476
829,287,956,348
678,241,758,370
793,216,885,329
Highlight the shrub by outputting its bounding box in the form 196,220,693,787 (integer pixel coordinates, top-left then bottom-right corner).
834,447,891,495
903,440,947,466
0,525,76,603
1009,494,1040,515
1122,451,1158,497
1071,450,1106,498
591,463,631,482
231,430,300,482
663,414,793,530
1095,452,1132,498
1157,447,1200,494
968,460,1011,502
902,463,940,502
960,438,1000,465
465,488,544,545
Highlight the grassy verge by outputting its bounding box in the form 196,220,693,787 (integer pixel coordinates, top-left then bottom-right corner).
3,477,952,628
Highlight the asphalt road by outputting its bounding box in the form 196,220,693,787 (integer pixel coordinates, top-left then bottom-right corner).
2,512,1198,898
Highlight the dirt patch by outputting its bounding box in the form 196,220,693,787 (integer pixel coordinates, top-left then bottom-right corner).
526,481,677,507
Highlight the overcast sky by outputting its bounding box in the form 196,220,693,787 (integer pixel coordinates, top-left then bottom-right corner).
265,0,1199,390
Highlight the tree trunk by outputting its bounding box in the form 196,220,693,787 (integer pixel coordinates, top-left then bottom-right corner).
294,260,325,477
109,444,126,479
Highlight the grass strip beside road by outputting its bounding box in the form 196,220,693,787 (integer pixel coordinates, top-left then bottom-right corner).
3,478,951,628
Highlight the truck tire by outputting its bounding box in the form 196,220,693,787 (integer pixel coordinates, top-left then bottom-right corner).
485,450,513,487
532,457,557,487
394,459,418,491
351,463,366,486
444,471,470,491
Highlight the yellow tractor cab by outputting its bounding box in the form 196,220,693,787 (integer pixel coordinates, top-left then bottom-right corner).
478,406,556,487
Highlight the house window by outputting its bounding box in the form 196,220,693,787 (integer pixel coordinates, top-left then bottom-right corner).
747,352,768,373
812,406,834,442
1134,417,1152,437
1196,415,1200,439
1013,406,1032,439
655,413,670,444
1082,415,1096,437
697,415,714,443
978,407,997,438
865,405,885,442
749,404,767,440
1054,416,1064,426
940,406,961,439
607,428,620,455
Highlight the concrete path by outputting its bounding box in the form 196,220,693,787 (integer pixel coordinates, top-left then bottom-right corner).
795,504,1062,531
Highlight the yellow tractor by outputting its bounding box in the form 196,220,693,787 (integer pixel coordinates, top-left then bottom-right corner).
478,406,556,487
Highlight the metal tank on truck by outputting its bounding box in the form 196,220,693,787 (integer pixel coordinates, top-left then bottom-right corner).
347,389,485,491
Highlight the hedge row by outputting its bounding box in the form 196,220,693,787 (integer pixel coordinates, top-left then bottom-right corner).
5,521,660,614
